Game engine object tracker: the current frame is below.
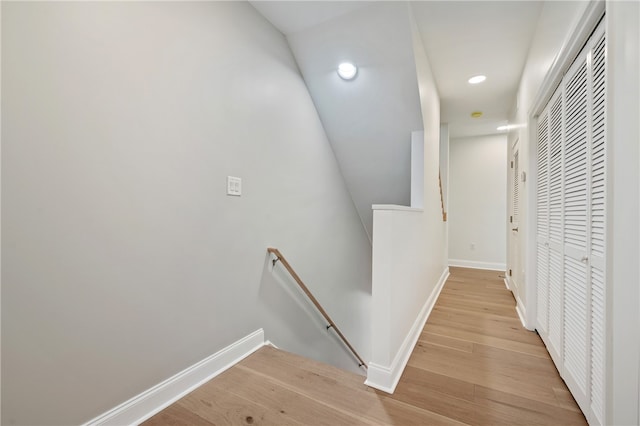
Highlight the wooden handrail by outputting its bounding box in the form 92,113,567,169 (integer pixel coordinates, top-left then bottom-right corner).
267,247,367,369
439,172,447,222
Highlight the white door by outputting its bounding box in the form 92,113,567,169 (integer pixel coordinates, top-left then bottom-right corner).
536,110,550,338
546,89,565,369
562,45,590,411
533,19,606,425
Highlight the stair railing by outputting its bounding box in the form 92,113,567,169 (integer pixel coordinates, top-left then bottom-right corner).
439,172,447,222
267,247,367,370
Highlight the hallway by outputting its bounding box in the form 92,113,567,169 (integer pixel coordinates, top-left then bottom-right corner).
144,267,585,425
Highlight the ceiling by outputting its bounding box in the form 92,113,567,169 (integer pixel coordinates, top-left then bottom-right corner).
250,1,542,138
249,1,544,239
411,1,542,137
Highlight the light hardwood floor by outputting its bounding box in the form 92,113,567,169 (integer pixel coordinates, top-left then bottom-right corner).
144,267,586,425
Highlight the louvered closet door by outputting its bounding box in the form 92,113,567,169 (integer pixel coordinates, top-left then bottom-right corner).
589,26,606,425
535,18,606,425
547,89,565,368
536,108,550,336
562,47,590,411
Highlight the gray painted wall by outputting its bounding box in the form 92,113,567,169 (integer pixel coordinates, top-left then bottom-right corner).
285,2,424,240
1,2,371,424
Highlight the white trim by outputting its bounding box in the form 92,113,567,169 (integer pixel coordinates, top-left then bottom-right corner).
515,294,534,331
448,259,506,271
83,329,265,426
504,277,533,331
365,267,449,393
504,277,512,291
530,0,606,118
264,340,279,349
371,204,423,213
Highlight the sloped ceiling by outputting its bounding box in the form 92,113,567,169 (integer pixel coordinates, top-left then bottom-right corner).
253,1,423,240
250,1,543,238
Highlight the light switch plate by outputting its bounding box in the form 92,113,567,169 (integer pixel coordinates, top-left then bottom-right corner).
227,176,242,196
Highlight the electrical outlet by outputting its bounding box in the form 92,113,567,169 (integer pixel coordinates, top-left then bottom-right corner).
227,176,242,196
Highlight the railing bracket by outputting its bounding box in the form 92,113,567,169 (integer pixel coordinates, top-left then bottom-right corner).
272,257,281,267
326,324,333,330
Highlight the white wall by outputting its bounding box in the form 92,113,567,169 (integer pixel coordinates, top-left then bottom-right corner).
366,4,447,393
1,3,372,424
506,0,590,315
439,124,450,211
606,1,640,424
410,130,424,208
449,134,507,270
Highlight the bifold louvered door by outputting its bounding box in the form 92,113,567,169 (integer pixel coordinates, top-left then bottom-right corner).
537,89,565,369
535,20,606,426
536,110,550,337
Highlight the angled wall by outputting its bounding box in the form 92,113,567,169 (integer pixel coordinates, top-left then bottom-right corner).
285,2,424,240
1,2,371,424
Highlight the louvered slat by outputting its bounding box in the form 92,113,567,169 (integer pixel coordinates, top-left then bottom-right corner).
536,111,550,332
591,34,606,259
591,266,605,424
564,255,589,394
537,242,550,331
537,114,550,237
549,93,563,244
564,60,588,251
548,247,563,359
513,151,519,222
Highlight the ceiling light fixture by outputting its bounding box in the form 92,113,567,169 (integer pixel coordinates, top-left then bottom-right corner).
468,75,487,84
337,62,358,80
497,125,509,131
471,111,483,118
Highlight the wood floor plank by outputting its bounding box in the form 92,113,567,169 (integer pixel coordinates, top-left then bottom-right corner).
417,331,474,353
209,365,368,426
474,385,585,421
421,324,549,358
239,356,464,425
144,267,585,425
143,403,214,426
175,381,301,426
427,308,542,345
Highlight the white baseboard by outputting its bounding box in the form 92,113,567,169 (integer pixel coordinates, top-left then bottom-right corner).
514,295,535,331
449,259,506,271
504,277,534,331
515,301,527,329
504,277,512,291
83,329,265,426
365,267,449,393
264,340,279,349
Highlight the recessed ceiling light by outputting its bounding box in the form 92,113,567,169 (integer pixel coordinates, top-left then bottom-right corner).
337,62,358,80
497,125,509,131
471,111,483,118
468,75,487,84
